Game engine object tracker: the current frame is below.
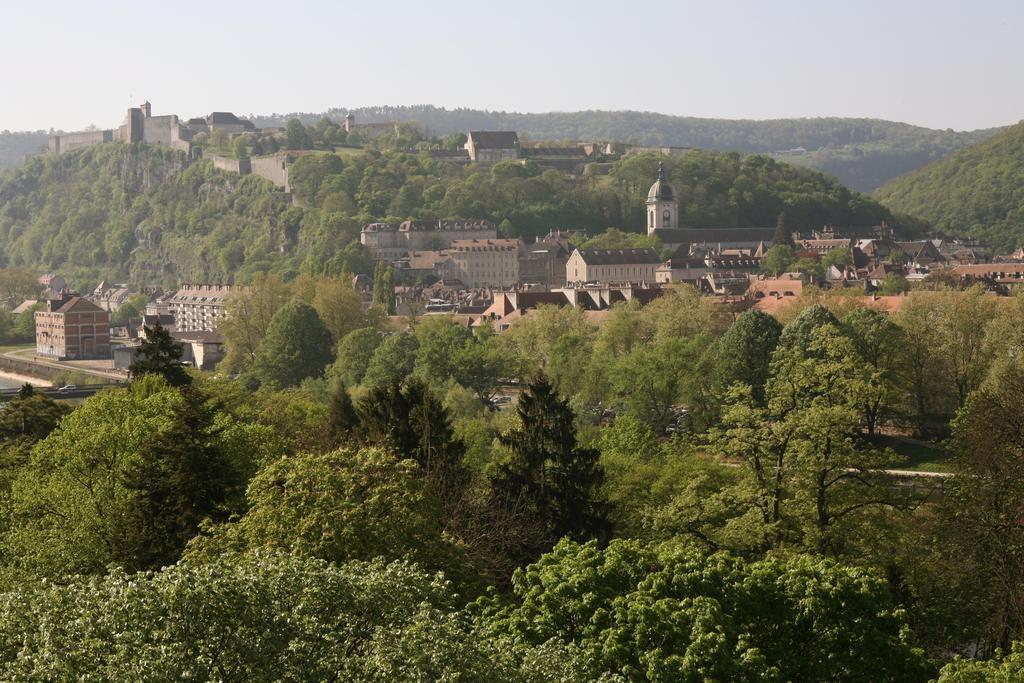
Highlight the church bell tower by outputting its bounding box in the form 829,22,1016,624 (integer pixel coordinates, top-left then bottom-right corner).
645,161,678,235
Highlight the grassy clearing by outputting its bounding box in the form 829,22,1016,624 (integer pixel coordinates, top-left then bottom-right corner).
0,344,33,354
870,435,953,472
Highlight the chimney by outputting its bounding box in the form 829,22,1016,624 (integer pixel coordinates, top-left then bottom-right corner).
141,101,152,118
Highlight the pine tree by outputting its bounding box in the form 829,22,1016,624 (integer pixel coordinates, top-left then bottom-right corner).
327,381,358,447
773,211,795,246
491,373,609,564
130,323,191,386
117,386,240,571
356,379,466,483
354,378,469,517
372,262,396,315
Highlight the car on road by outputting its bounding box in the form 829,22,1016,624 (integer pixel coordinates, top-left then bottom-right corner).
57,385,77,393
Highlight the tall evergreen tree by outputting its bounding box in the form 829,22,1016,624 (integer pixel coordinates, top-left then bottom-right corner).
117,386,240,571
372,262,396,315
491,373,609,565
773,210,795,246
327,381,358,447
129,323,190,387
355,378,468,500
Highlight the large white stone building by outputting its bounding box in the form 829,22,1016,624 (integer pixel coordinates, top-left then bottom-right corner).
361,219,497,260
168,284,244,333
565,248,662,285
446,239,521,287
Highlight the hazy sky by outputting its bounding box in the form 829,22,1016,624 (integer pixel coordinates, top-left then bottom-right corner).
2,0,1021,132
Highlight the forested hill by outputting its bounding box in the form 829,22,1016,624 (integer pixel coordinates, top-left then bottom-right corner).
0,140,913,289
252,106,1002,191
876,121,1024,252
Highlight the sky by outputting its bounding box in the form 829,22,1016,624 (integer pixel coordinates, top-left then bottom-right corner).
1,0,1021,133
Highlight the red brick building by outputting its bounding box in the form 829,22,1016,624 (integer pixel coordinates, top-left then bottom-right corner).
35,295,111,359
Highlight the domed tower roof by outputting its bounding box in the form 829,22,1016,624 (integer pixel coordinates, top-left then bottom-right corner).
647,162,675,201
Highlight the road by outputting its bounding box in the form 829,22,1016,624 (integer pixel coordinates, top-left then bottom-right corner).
1,347,125,382
0,384,118,400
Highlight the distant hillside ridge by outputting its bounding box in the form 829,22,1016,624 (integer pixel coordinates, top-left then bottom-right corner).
252,106,1003,191
876,120,1024,252
0,139,917,288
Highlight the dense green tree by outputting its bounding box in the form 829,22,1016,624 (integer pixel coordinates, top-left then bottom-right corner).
608,339,694,431
841,306,905,434
452,325,512,405
764,324,893,553
309,274,375,343
708,324,899,555
362,332,418,388
118,385,241,570
220,273,291,374
372,261,396,314
0,391,69,442
327,380,358,447
778,302,841,351
0,552,581,682
354,378,469,515
413,316,473,387
2,380,267,579
773,210,794,245
189,447,457,572
476,539,930,682
250,301,333,388
129,322,191,386
0,267,41,309
792,257,826,279
823,246,853,270
937,643,1024,681
937,358,1024,653
712,309,783,403
761,244,796,275
879,272,910,294
491,374,609,564
328,326,383,387
285,118,312,150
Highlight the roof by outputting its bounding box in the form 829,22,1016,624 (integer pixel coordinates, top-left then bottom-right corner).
172,330,224,344
12,299,37,314
748,278,804,299
574,248,663,265
207,112,244,124
206,112,255,131
404,251,450,269
142,313,175,327
799,238,852,251
654,227,777,245
954,263,1024,277
449,239,520,251
467,131,520,150
168,284,244,307
647,162,675,201
54,296,105,314
397,219,496,233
